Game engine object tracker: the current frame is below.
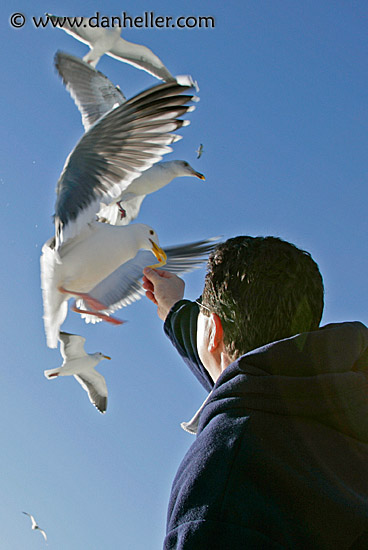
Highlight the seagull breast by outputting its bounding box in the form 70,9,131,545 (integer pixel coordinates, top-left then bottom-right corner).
60,354,99,376
57,223,148,293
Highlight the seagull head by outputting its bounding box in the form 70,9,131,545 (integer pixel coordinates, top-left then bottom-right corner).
135,225,167,268
94,352,111,362
170,160,205,180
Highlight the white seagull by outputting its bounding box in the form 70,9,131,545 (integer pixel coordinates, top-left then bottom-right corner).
44,332,111,413
41,55,198,348
46,13,175,81
55,52,205,225
22,512,48,543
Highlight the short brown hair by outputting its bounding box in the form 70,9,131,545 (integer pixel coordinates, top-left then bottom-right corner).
201,236,324,359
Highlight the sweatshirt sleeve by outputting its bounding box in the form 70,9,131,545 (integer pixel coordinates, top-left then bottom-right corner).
164,300,214,392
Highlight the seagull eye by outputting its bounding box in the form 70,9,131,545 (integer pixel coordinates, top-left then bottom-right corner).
150,230,154,235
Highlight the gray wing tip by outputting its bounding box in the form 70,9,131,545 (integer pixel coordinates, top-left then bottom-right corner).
95,396,107,413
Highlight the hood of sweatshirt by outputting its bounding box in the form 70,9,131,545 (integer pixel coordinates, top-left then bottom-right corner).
196,321,368,442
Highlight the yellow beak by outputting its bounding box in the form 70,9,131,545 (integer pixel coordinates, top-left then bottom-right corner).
103,355,111,360
149,240,167,268
194,170,205,180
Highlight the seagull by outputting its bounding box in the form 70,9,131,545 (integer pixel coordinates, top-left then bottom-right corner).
75,238,219,323
41,56,198,348
44,332,111,413
196,143,204,159
98,161,205,225
46,13,175,81
55,52,204,225
22,512,47,543
41,225,167,345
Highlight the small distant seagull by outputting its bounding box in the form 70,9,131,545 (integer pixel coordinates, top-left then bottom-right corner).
22,512,47,543
196,144,204,159
44,332,111,413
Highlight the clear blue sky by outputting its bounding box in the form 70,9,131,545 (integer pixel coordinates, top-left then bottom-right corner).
2,1,367,548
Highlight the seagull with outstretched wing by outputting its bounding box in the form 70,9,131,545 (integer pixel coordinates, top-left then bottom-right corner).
22,512,48,543
44,332,111,413
47,14,175,81
196,143,204,159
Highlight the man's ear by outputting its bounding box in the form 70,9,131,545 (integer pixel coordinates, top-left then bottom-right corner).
208,313,224,352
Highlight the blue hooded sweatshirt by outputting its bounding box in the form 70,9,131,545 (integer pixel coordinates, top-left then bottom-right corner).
163,300,368,549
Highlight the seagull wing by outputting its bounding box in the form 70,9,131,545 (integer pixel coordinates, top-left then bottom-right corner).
54,79,197,246
74,371,108,413
55,51,126,132
38,528,48,542
77,238,218,321
22,512,37,528
59,332,88,360
98,193,146,225
109,37,175,82
46,14,106,44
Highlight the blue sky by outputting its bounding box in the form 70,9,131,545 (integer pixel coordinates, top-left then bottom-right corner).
2,1,367,548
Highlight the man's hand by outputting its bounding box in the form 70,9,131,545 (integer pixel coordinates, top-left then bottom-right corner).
143,268,185,321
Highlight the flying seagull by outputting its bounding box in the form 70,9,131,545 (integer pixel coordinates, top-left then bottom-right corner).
55,52,204,225
196,143,204,159
46,13,175,81
41,58,198,348
44,332,111,413
22,512,47,543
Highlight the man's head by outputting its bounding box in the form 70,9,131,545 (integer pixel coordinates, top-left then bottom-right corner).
199,236,324,367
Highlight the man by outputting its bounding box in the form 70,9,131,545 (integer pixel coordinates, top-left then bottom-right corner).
143,236,368,549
